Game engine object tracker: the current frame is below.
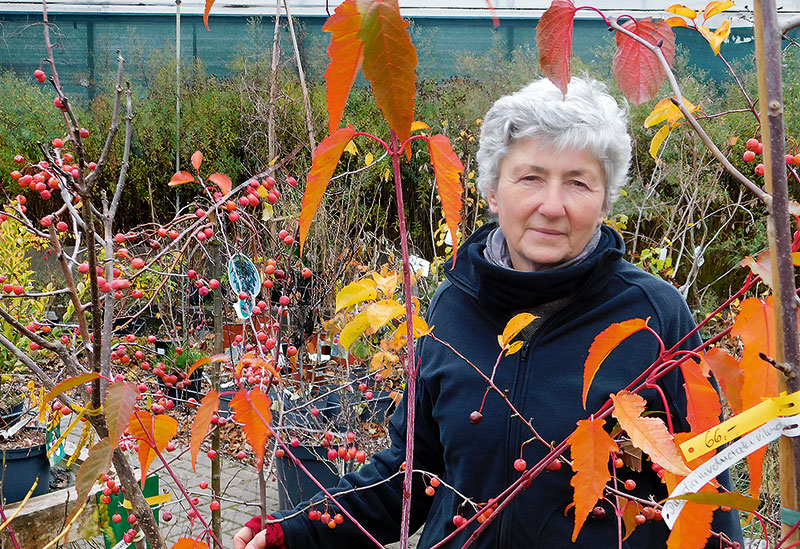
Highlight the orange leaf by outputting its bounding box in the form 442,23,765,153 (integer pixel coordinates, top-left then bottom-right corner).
427,134,464,265
611,391,691,476
613,18,676,105
679,360,721,433
129,411,178,486
105,382,139,448
665,16,690,27
582,318,649,408
620,497,644,540
323,0,364,133
359,0,417,149
208,173,232,195
229,388,273,470
40,372,99,422
169,171,196,186
568,417,619,541
75,437,113,503
173,538,210,549
746,447,767,499
536,0,578,96
299,126,356,254
191,151,202,172
203,0,216,30
666,485,715,549
187,353,229,379
191,390,219,473
741,249,773,289
701,348,744,414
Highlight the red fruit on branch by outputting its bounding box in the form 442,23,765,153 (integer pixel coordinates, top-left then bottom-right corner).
742,150,756,163
34,69,46,82
746,138,759,151
514,458,527,472
52,138,64,149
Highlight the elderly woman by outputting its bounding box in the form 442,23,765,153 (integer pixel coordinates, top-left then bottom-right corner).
235,78,742,548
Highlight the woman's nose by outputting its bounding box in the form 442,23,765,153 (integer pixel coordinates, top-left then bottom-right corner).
537,183,566,217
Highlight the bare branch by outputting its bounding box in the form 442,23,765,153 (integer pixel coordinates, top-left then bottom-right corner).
109,83,134,219
85,50,125,191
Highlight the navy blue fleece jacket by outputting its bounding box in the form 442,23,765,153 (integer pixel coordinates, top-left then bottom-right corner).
273,223,743,548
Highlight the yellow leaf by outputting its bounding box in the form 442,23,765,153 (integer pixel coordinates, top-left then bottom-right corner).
256,185,269,198
506,340,524,356
391,316,432,348
372,269,398,297
697,22,730,55
335,279,377,312
500,313,537,348
344,140,358,156
666,3,698,18
262,203,274,221
650,124,672,160
383,168,393,181
366,300,407,331
341,311,370,350
411,120,430,132
666,16,690,27
703,0,735,20
365,152,374,166
644,98,674,128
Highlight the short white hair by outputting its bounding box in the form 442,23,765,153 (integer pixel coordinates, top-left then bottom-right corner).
476,77,632,209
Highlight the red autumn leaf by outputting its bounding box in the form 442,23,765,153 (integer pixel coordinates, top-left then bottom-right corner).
173,538,209,549
208,173,232,195
700,348,744,414
359,0,417,148
666,485,716,549
568,417,619,541
105,382,139,448
679,360,721,433
536,0,578,96
169,171,196,186
203,0,216,30
75,437,113,503
611,391,691,476
427,134,464,264
582,318,649,408
230,388,273,470
323,0,364,133
129,411,178,486
613,18,676,105
191,390,219,473
299,126,356,254
191,151,202,172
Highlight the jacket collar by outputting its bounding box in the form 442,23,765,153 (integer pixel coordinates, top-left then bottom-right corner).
443,222,625,311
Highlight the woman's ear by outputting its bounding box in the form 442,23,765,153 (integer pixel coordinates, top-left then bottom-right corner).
486,187,499,214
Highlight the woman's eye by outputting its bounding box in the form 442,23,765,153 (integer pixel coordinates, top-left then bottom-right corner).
569,180,588,188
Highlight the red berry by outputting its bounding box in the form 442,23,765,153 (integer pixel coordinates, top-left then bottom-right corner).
162,511,173,522
592,506,606,520
746,138,759,151
624,478,637,491
210,500,220,511
112,513,122,523
545,460,561,471
469,411,483,424
34,69,46,82
328,449,338,460
79,128,89,138
514,458,527,472
634,513,647,525
356,450,366,463
52,138,64,149
425,486,436,496
199,481,209,489
276,448,285,458
283,235,294,245
287,176,298,187
301,267,312,278
613,457,624,469
743,150,756,163
755,163,765,176
131,257,145,269
56,221,68,232
207,449,218,459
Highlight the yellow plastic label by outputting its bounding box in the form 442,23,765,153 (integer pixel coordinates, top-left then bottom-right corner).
121,493,172,509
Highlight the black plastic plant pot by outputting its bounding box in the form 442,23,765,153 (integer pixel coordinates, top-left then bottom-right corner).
276,445,341,510
359,391,398,424
0,438,50,504
0,401,24,428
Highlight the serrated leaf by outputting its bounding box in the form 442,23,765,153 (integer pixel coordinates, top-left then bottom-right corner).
169,171,196,186
500,312,537,348
666,486,715,549
208,173,232,195
299,126,356,254
336,279,378,312
703,0,735,20
649,124,672,160
428,134,464,265
583,319,649,408
666,4,697,18
323,0,364,133
191,151,202,172
129,411,178,486
187,353,229,378
75,437,113,503
191,390,219,473
366,299,407,331
536,0,578,95
568,418,619,541
341,311,370,350
613,18,676,105
173,538,210,549
611,391,692,476
40,372,100,422
203,0,216,30
229,388,272,470
105,382,139,448
666,490,760,512
679,360,721,433
359,0,417,148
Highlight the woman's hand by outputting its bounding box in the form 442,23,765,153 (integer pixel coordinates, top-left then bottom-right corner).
233,516,286,549
233,526,258,549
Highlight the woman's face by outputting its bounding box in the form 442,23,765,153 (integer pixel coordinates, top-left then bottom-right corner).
487,138,606,271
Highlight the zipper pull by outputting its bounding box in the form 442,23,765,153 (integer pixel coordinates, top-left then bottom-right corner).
520,341,531,361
